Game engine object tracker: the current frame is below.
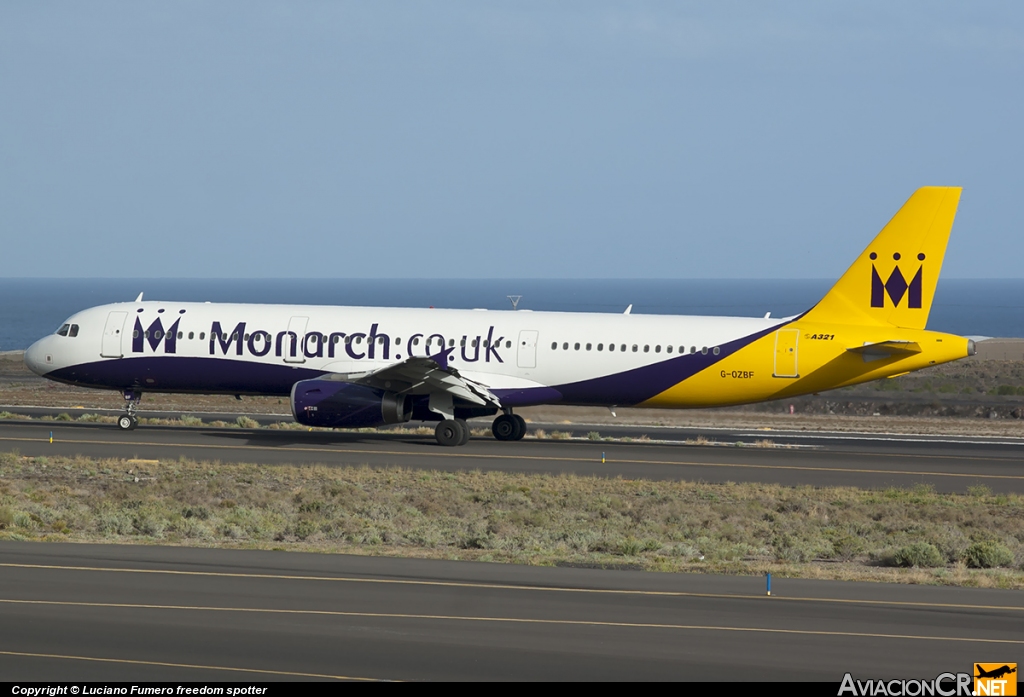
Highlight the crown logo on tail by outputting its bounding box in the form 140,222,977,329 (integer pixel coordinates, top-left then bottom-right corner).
870,252,924,309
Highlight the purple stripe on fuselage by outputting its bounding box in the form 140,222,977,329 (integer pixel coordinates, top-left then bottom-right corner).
47,356,324,395
496,321,786,407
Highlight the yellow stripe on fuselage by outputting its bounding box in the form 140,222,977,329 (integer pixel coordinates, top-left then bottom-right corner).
641,321,970,409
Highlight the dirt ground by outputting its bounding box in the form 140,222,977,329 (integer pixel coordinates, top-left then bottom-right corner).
4,349,1024,437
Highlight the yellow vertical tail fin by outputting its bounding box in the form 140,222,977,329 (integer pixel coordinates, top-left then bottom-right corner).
803,187,961,330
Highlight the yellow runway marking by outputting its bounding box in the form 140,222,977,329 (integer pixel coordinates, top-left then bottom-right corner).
2,434,1023,481
2,563,1023,614
0,649,380,680
2,598,1020,646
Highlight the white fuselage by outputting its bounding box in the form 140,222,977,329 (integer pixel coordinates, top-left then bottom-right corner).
25,301,782,407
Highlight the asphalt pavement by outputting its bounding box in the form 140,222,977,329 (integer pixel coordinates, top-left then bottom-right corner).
2,418,1023,492
0,541,1020,681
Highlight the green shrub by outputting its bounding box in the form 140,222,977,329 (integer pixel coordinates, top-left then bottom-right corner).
55,413,72,422
179,415,203,427
892,542,944,568
997,385,1017,396
829,532,865,562
963,541,1014,569
587,431,602,441
236,416,260,429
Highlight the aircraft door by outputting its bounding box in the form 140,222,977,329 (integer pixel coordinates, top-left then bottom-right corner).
517,330,539,369
100,311,128,358
773,329,799,378
284,316,309,364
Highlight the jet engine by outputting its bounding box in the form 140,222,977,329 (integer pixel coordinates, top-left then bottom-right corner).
291,379,412,429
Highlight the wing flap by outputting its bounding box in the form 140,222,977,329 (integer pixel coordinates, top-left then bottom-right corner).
322,352,501,407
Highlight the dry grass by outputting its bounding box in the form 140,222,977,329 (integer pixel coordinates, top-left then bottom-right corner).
0,452,1022,588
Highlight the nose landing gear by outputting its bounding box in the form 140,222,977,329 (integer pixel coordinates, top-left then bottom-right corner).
119,390,141,431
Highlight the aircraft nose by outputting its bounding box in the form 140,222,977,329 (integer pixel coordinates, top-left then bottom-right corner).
24,337,54,376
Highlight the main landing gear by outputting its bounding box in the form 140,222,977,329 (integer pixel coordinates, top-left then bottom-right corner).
492,413,526,442
434,412,526,446
118,390,141,431
435,418,470,447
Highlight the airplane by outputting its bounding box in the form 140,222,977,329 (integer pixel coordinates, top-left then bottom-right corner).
975,665,1017,680
23,187,974,447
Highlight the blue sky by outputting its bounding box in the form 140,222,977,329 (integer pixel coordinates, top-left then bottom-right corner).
1,2,1022,278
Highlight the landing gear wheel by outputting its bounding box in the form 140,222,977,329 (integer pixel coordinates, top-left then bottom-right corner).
492,414,518,441
435,419,464,447
120,390,141,431
455,418,470,446
512,414,527,441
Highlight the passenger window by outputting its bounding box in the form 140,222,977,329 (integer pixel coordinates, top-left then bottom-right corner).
56,324,70,337
690,346,696,354
68,324,79,337
189,332,194,340
200,333,205,340
244,333,250,341
178,332,183,340
608,343,615,352
574,342,580,350
586,343,592,351
667,346,673,354
632,345,638,352
597,343,603,351
133,330,140,339
551,342,557,350
396,338,402,345
713,346,721,355
701,347,708,355
562,342,568,350
655,345,661,353
644,345,650,353
505,341,511,349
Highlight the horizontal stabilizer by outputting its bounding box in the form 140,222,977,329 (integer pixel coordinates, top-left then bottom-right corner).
847,341,922,356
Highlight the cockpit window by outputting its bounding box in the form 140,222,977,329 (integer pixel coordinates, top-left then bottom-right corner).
68,324,80,338
56,324,70,337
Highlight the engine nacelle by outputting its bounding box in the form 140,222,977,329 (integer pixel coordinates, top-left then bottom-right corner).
291,379,412,429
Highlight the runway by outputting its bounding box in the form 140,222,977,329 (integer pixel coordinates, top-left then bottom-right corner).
2,418,1024,492
0,541,1021,681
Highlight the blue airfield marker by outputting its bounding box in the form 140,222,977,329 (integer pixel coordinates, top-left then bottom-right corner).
766,572,772,596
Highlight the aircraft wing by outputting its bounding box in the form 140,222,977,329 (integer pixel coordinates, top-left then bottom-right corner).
846,341,922,357
322,349,501,407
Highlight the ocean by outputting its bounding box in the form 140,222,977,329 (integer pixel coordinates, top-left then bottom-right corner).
1,278,1021,352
